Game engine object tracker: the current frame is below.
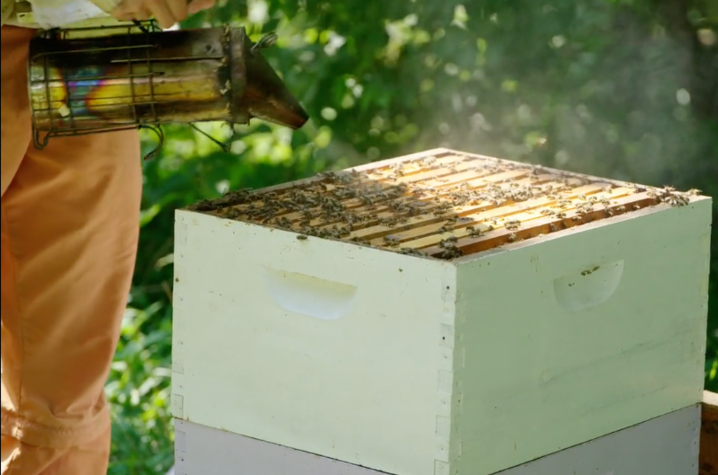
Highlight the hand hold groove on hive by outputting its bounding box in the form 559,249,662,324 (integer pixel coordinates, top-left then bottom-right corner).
186,149,702,260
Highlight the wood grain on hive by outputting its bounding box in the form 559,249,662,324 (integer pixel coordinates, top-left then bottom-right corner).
189,148,699,259
173,148,712,475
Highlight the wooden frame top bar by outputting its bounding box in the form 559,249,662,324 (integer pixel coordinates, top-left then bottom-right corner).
187,148,706,260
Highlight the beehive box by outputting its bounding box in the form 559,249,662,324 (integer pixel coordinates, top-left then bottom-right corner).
173,403,701,475
172,148,712,475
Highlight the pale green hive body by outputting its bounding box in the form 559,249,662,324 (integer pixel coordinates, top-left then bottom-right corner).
171,148,711,475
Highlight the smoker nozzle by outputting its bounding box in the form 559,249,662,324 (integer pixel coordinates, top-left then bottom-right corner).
241,39,309,130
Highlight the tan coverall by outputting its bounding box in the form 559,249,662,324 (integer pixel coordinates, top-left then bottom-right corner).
1,1,142,473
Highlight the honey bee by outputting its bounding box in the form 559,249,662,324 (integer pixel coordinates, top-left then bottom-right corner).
505,219,521,230
467,225,483,238
383,236,401,247
275,217,292,228
438,241,463,259
399,247,427,257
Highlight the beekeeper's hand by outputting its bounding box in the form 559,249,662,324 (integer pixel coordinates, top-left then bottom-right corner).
111,0,215,29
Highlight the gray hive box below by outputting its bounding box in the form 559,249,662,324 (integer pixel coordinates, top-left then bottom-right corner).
173,404,701,475
172,148,712,475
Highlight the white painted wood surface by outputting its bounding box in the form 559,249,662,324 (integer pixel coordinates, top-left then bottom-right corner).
494,404,701,475
172,403,700,475
173,211,455,475
172,171,711,475
451,199,711,474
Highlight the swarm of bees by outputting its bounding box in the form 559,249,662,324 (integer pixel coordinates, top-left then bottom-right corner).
187,154,702,261
438,236,463,259
650,186,699,207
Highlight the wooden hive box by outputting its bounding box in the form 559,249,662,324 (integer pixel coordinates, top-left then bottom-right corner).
171,148,712,475
173,403,701,475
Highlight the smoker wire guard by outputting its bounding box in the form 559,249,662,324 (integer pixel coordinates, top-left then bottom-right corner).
26,21,285,158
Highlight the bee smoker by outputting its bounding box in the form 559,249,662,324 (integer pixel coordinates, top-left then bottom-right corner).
27,22,309,152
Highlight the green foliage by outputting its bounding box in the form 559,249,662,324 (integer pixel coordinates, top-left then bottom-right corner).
107,0,718,473
107,304,173,475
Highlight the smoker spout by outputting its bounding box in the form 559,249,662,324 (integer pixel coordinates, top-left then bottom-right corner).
241,42,309,130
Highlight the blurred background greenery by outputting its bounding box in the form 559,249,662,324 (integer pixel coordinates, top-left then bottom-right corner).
105,0,718,473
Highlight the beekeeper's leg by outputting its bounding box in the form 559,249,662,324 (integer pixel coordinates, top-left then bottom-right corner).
1,25,143,474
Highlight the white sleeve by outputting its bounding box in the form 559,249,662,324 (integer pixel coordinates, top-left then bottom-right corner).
27,0,120,28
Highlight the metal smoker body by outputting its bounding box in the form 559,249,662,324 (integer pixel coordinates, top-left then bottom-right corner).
27,23,309,150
